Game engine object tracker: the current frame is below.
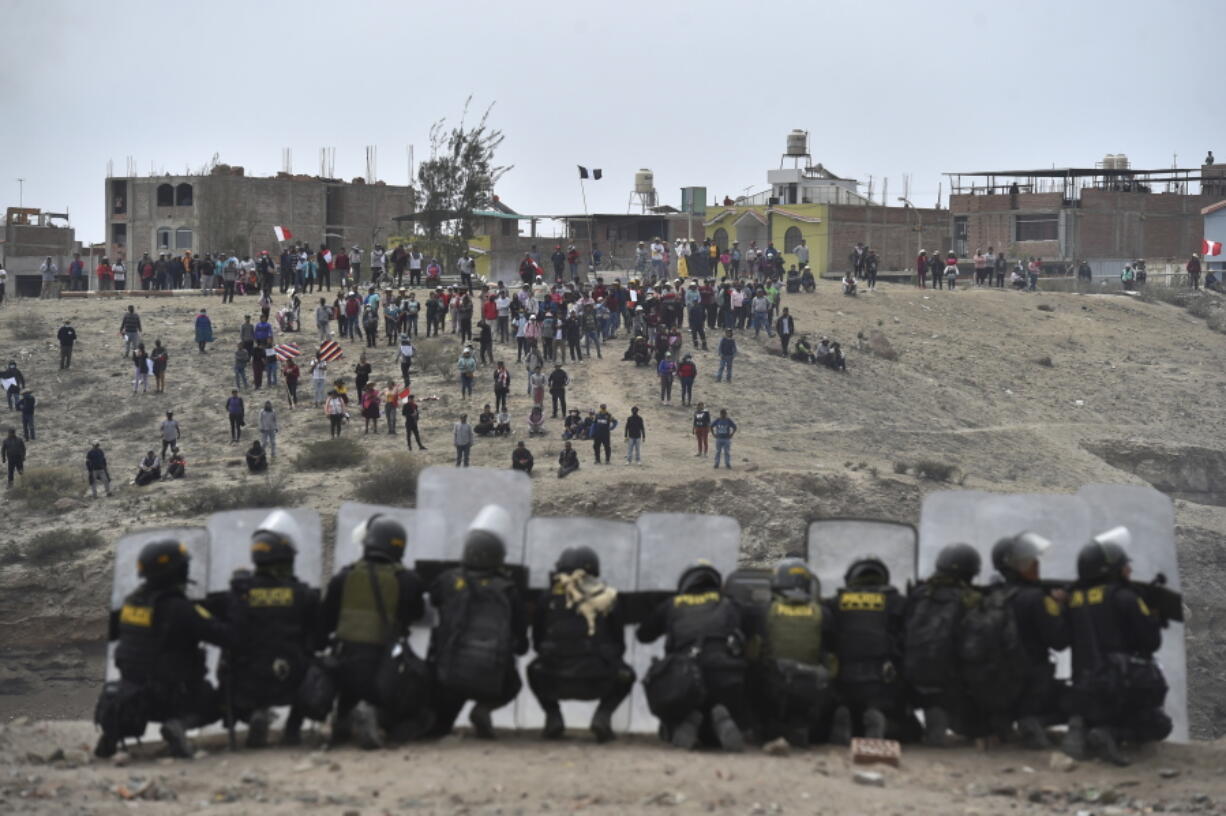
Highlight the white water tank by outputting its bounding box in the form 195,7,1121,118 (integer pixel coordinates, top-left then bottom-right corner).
1103,154,1118,170
786,130,808,156
634,169,654,194
1115,153,1130,170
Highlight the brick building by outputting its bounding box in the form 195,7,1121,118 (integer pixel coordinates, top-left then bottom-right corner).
1,207,77,296
105,167,414,262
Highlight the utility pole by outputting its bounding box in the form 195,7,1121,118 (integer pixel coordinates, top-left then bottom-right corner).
16,178,24,207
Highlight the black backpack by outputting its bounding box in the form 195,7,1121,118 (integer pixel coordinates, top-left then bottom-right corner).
903,583,967,693
958,586,1027,711
434,573,514,700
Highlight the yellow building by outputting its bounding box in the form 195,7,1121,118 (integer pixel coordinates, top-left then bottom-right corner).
702,204,828,278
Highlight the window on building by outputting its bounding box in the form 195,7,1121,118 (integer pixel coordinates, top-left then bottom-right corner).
112,223,127,251
783,226,803,253
111,180,127,214
156,184,174,207
954,216,969,257
175,183,193,207
713,228,729,252
500,218,516,237
175,228,193,250
157,228,171,250
1015,214,1058,242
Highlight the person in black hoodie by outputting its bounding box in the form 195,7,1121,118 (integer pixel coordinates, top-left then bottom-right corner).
58,320,77,369
4,361,25,411
2,428,25,487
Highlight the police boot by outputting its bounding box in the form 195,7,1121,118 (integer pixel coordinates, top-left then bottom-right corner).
922,707,950,748
246,708,272,749
863,708,888,740
829,706,852,745
670,711,703,750
160,719,192,758
542,705,565,740
469,704,496,740
1062,715,1088,761
94,731,118,759
281,709,304,747
1018,716,1050,750
1088,727,1130,767
710,705,745,753
350,702,384,750
590,707,616,744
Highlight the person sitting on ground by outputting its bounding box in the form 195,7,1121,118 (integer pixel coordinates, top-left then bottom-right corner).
828,341,848,371
494,409,512,436
475,404,497,436
815,337,832,366
1011,267,1026,290
562,408,582,439
166,446,187,479
792,335,815,363
786,266,800,294
134,450,161,486
800,266,815,293
1207,269,1222,293
842,271,857,296
245,440,268,473
557,440,580,479
511,441,534,474
528,405,547,436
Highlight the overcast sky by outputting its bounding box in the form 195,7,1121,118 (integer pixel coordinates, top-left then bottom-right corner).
1,0,1221,244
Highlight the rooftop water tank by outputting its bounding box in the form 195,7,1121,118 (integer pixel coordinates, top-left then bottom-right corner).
786,130,808,156
634,169,654,194
1115,153,1130,170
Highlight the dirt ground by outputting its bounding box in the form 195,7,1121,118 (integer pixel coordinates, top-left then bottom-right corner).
2,277,1226,753
3,717,1226,815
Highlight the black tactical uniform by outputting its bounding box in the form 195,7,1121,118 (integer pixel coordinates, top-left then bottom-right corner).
427,509,528,739
637,561,748,752
1063,531,1171,765
828,558,912,743
751,559,835,747
903,543,982,746
527,546,634,742
987,533,1070,748
321,516,426,748
95,540,235,759
217,528,322,747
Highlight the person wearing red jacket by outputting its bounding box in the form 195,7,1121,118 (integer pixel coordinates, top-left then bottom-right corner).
916,250,928,289
677,354,698,406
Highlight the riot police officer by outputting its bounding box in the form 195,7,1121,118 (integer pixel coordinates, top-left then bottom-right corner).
828,556,911,744
987,532,1070,748
321,514,426,749
637,560,748,752
428,505,529,739
753,558,835,747
95,540,234,759
1063,527,1171,766
527,545,635,742
903,542,981,746
218,511,322,747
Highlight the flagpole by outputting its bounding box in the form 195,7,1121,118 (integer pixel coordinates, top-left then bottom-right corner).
578,175,593,283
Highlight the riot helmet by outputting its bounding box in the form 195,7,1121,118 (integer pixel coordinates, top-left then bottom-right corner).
555,545,600,577
1076,526,1132,583
991,531,1051,579
250,529,296,566
844,556,890,587
461,505,511,570
934,542,981,583
137,539,190,588
677,559,722,594
361,514,408,563
771,557,818,602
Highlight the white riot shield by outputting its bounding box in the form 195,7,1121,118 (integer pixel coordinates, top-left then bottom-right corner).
806,519,917,595
205,509,323,591
106,527,209,682
628,513,741,734
415,466,532,561
515,518,638,733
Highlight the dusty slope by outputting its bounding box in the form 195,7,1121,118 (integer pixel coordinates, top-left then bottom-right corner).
2,279,1225,734
3,718,1226,815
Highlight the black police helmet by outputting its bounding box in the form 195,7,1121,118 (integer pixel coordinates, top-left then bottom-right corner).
137,539,190,587
771,557,817,601
1077,527,1131,583
677,560,722,594
844,556,890,587
555,545,600,576
991,531,1051,578
934,542,981,582
362,515,408,563
462,531,506,570
251,529,296,566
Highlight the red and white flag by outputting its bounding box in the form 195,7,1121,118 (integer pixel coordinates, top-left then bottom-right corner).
396,387,413,406
1203,238,1223,257
273,225,293,242
317,339,344,362
323,250,334,268
273,342,301,362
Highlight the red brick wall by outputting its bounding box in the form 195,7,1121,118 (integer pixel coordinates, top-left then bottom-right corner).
826,204,948,272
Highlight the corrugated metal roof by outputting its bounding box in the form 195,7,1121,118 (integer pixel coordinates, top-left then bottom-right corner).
1201,200,1226,215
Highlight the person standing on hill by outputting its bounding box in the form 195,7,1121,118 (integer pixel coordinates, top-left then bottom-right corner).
159,411,181,458
548,363,569,418
86,441,111,497
2,428,24,487
1187,253,1202,290
259,401,279,458
402,394,425,451
592,404,613,464
284,357,300,408
453,413,474,467
624,406,645,464
151,340,169,393
716,330,737,383
711,408,737,469
16,391,36,441
120,305,142,357
57,320,77,370
226,389,245,443
195,308,214,353
132,344,150,394
775,307,795,356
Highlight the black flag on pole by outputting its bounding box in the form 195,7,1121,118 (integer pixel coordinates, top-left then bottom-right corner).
578,166,588,179
593,168,602,180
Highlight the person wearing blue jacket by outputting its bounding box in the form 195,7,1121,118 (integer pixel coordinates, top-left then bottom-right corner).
716,330,737,383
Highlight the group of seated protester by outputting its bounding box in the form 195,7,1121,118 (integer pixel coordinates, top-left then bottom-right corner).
790,335,847,371
475,405,513,436
246,441,268,473
785,265,816,294
841,272,857,296
134,447,186,485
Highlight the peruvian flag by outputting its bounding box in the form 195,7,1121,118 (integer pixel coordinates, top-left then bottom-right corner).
1203,238,1223,257
273,225,293,242
396,387,413,406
